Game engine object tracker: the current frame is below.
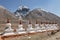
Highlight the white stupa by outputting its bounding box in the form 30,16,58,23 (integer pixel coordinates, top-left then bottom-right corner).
40,22,46,32
27,20,36,33
35,20,42,32
16,20,26,34
45,22,58,31
52,22,58,30
3,19,14,36
50,24,55,30
44,22,51,31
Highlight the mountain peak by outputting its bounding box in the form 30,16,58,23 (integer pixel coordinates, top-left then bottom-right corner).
15,6,30,17
32,8,48,13
18,6,29,10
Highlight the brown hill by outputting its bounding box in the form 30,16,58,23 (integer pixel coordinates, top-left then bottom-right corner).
25,8,60,24
0,6,18,24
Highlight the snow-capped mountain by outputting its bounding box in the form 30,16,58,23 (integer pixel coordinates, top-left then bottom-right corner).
15,6,30,17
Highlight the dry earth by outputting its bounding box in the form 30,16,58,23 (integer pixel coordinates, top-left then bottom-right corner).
0,31,60,40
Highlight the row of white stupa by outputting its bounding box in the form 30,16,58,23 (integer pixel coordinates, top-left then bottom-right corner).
2,19,59,36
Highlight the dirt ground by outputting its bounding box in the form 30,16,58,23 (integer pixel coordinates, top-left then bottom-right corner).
0,31,60,40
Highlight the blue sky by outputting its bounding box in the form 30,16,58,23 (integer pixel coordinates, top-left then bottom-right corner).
0,0,60,17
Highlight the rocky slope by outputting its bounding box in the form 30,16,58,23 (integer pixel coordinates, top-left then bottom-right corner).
25,8,60,24
0,5,17,24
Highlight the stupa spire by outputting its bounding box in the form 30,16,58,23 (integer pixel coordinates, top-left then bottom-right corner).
19,20,22,24
36,20,39,24
29,20,31,24
7,18,10,23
